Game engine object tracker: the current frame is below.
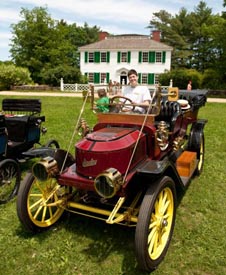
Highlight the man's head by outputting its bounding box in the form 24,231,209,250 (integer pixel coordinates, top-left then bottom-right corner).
127,69,138,87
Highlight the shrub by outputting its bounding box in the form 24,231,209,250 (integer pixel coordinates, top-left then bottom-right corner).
201,69,226,89
159,69,202,89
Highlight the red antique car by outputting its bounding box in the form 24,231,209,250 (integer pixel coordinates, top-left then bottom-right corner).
16,87,207,272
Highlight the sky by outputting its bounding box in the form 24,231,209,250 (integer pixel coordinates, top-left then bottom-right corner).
0,0,225,61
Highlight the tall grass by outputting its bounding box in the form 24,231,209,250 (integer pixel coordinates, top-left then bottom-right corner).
0,95,225,275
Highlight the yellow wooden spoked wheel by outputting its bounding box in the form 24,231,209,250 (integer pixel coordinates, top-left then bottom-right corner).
17,172,67,232
135,176,176,272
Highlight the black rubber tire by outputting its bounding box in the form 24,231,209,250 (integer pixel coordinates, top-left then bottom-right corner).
188,130,205,176
45,139,60,149
0,159,21,204
135,176,176,272
17,172,65,233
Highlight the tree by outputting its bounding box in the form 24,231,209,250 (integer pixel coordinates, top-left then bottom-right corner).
10,7,100,85
188,1,216,72
10,7,57,83
149,1,217,72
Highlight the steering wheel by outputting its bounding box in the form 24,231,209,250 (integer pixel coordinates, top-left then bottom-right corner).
109,96,135,112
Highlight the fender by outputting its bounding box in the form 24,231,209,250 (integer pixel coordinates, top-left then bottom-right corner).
188,119,208,150
190,119,208,133
22,147,56,158
136,158,185,191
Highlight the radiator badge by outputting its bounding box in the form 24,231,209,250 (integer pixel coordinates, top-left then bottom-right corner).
82,158,97,167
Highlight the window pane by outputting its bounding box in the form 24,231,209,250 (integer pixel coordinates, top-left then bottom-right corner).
141,74,148,84
88,73,94,82
155,74,159,84
100,73,107,83
156,52,162,63
89,52,94,63
121,52,127,62
101,52,107,62
142,52,148,62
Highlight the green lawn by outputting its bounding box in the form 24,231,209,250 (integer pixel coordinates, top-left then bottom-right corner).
0,95,225,275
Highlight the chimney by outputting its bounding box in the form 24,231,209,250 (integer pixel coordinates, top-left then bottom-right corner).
151,30,161,42
98,31,109,40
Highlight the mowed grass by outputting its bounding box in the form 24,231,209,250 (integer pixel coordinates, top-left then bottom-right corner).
0,95,226,275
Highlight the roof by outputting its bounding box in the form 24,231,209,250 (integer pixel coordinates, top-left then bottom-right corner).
78,35,173,51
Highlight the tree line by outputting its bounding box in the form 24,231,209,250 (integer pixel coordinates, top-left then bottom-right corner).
1,1,226,90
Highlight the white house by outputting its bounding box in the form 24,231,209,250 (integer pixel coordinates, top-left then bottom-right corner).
78,31,173,86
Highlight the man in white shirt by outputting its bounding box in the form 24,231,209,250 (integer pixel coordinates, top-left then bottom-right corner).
122,69,152,114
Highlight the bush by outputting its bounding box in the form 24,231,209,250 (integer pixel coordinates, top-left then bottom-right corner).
159,69,202,89
201,69,226,89
0,64,32,90
40,65,85,86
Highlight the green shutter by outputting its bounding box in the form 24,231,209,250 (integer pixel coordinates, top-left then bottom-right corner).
138,73,141,84
85,52,88,63
138,51,142,63
106,73,110,83
94,52,100,63
149,51,155,63
162,51,166,63
94,73,100,83
107,51,110,63
148,73,154,84
128,51,131,63
117,52,121,63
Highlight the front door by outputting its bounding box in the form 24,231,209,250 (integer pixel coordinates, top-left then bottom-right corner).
120,75,127,85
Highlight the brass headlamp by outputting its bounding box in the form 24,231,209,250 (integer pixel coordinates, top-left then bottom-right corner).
94,168,123,198
32,156,59,181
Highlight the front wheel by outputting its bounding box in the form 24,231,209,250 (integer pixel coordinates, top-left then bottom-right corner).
135,176,176,272
17,173,66,233
0,159,21,204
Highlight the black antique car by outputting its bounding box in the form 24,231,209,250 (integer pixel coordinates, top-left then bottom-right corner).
16,87,207,272
0,98,59,204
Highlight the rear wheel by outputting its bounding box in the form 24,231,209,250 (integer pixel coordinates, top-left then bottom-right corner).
188,129,205,175
0,159,21,204
135,176,176,272
17,173,66,232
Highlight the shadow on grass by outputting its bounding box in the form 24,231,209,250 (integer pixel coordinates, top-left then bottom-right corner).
15,211,150,275
62,213,150,275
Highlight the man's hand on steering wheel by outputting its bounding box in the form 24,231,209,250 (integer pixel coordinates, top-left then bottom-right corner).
109,96,135,112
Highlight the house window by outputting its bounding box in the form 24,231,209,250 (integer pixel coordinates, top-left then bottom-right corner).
142,52,149,62
88,52,94,63
101,52,107,62
88,73,94,82
156,52,162,63
121,52,128,62
141,74,148,84
100,73,107,83
155,74,160,84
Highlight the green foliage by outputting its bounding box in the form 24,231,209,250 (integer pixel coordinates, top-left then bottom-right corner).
202,69,226,90
0,64,32,90
10,7,100,85
159,69,202,89
149,1,223,73
39,65,83,86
